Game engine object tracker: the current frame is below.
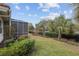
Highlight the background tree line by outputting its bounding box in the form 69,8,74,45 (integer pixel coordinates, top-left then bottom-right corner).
28,4,79,42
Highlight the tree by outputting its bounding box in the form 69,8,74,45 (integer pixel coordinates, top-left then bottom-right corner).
48,15,74,39
35,20,49,36
47,20,55,32
54,16,73,33
73,3,79,22
36,15,74,39
71,4,79,33
54,15,66,39
28,23,34,33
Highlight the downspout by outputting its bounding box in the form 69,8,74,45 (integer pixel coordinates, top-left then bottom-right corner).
9,9,11,39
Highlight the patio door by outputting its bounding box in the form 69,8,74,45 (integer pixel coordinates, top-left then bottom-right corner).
0,18,3,43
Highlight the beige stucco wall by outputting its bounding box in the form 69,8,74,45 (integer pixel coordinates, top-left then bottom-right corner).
0,4,11,42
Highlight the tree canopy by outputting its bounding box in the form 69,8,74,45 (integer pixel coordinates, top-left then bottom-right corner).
35,15,74,35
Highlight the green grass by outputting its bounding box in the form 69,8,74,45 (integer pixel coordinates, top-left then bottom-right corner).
30,35,79,56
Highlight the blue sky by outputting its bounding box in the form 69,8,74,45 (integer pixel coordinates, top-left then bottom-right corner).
8,3,73,27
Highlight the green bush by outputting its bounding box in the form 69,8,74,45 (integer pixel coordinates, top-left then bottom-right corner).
38,32,43,35
45,32,58,38
29,30,34,34
4,39,15,47
0,39,35,56
37,31,58,38
18,35,28,41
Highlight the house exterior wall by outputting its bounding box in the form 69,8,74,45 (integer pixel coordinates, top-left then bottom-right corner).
0,3,10,16
0,4,11,44
3,18,11,40
0,18,3,43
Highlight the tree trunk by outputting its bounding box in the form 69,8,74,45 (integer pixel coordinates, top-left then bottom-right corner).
58,28,61,40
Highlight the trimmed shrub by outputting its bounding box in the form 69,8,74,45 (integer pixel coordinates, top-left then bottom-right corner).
38,32,43,35
61,34,79,42
4,39,15,47
74,34,79,42
0,39,35,56
61,34,74,39
29,30,34,34
18,35,28,41
45,32,58,38
37,31,58,38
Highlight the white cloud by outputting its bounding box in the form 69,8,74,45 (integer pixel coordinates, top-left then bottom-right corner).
25,6,30,10
49,12,60,16
28,14,37,17
69,10,72,14
46,3,60,8
42,8,49,12
40,12,60,20
38,3,60,12
15,5,20,10
39,3,43,8
28,14,32,17
48,13,60,19
40,16,44,19
64,11,67,14
38,3,59,9
34,14,37,17
64,10,71,19
64,11,69,19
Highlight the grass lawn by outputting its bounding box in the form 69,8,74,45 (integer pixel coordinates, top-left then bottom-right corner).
30,34,79,56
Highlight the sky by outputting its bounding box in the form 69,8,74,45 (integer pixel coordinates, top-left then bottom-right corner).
8,3,73,27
